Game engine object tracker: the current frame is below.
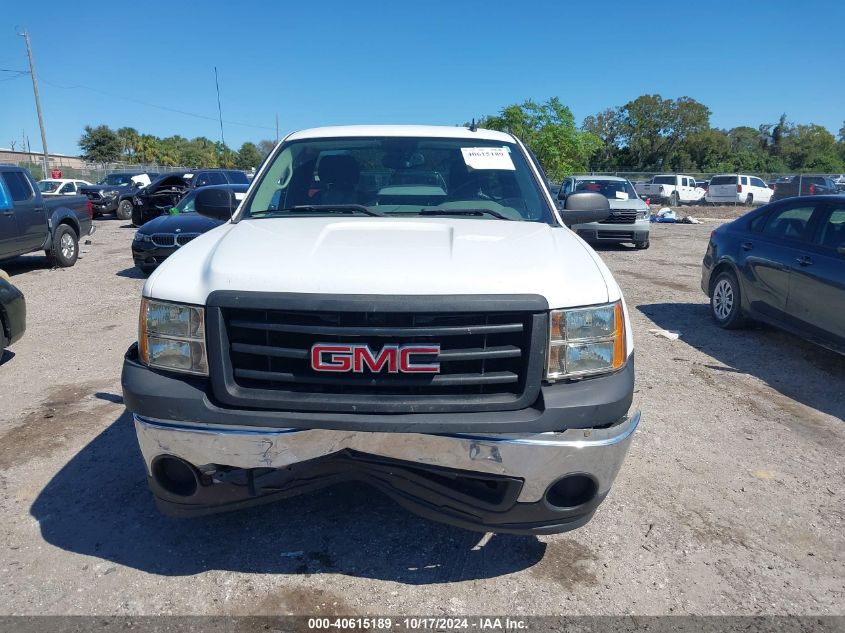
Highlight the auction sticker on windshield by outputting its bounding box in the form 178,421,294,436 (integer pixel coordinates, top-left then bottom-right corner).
461,147,515,171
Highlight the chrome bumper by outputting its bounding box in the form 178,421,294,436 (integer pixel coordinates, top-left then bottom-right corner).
134,411,640,504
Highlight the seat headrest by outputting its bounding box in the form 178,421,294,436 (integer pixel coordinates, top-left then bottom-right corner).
318,155,359,188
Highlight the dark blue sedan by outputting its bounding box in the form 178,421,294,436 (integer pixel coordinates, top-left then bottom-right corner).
131,183,249,274
701,195,845,354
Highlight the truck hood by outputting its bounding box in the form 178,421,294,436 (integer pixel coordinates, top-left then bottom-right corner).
146,217,617,309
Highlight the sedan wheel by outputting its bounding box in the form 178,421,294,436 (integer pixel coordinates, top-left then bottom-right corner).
710,271,746,329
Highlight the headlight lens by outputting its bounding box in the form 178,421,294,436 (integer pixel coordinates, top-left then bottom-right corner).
636,209,650,219
133,232,152,242
546,301,626,381
106,189,120,197
138,298,208,375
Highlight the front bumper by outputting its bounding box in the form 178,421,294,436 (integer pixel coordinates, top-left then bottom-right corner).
574,218,650,244
131,242,175,270
133,411,640,534
90,197,118,213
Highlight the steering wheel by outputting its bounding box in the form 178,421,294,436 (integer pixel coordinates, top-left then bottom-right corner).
447,180,492,201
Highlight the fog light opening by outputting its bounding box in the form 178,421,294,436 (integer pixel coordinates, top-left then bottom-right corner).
152,455,199,497
545,474,598,509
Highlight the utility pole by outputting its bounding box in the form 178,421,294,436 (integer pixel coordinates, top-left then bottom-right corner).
214,66,225,148
275,114,279,144
19,29,50,178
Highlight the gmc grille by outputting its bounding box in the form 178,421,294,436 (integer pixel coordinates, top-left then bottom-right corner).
206,293,548,414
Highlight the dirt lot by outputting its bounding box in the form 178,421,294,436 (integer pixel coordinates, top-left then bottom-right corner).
0,218,842,616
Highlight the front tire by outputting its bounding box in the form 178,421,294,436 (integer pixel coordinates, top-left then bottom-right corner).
710,271,746,329
635,239,650,250
745,194,753,206
47,224,79,268
117,199,133,221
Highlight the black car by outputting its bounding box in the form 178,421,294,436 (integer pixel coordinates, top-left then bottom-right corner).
701,195,845,354
130,169,248,226
770,175,839,201
0,274,26,354
131,184,248,273
79,172,156,220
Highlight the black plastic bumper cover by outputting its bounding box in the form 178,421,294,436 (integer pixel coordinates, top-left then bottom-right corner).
149,449,606,535
121,343,634,434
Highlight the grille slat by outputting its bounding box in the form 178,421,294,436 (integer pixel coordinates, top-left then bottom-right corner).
233,368,519,387
228,319,524,337
231,342,310,359
599,210,638,224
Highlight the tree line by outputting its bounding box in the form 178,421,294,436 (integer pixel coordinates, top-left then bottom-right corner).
78,125,275,170
476,95,845,180
79,94,845,179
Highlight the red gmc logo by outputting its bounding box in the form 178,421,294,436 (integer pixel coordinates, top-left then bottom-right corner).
310,343,441,374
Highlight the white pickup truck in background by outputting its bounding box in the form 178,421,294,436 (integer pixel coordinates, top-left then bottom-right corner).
635,174,705,205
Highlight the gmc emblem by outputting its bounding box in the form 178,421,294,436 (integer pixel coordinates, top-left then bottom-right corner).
311,343,441,374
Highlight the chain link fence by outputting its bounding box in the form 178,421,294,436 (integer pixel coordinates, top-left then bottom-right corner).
0,152,194,183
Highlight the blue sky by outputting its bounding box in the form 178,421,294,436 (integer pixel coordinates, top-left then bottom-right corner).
1,0,843,155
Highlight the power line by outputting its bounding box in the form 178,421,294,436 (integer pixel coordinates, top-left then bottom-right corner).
38,77,275,132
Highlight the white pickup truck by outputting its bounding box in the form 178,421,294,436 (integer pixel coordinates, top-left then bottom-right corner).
635,174,704,205
121,125,640,535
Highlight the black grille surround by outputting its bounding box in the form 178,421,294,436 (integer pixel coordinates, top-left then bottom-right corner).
206,292,549,414
599,210,638,224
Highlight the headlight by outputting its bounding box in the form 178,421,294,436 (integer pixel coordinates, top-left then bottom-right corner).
546,301,626,381
138,298,208,375
636,209,650,219
133,232,152,242
106,189,120,197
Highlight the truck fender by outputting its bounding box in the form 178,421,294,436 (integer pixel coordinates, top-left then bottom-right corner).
44,208,81,249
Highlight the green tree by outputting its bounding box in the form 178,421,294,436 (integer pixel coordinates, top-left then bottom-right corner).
478,97,600,180
680,129,731,171
135,134,159,163
781,124,844,171
79,125,122,164
617,95,710,170
258,139,277,157
116,127,140,161
582,108,623,170
236,142,263,169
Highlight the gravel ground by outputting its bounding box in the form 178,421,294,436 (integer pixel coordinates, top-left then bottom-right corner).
0,218,842,616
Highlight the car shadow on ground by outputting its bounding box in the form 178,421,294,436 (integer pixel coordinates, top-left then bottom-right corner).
590,243,637,252
1,255,53,275
31,411,545,582
115,266,148,279
638,302,845,421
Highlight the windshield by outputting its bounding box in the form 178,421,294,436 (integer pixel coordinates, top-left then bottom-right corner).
38,181,61,193
173,189,199,213
572,178,639,201
244,136,554,223
98,173,135,186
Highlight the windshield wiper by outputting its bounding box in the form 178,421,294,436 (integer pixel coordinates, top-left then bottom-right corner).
409,208,513,220
256,204,384,217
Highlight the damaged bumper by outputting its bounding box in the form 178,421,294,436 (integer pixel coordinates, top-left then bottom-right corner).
133,411,640,535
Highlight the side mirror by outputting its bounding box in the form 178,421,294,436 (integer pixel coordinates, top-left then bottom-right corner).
558,192,610,226
195,188,236,221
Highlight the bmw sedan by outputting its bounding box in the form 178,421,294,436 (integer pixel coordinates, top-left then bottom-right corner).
701,195,845,354
132,184,248,274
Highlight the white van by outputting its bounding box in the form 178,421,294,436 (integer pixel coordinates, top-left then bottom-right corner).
705,174,772,206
